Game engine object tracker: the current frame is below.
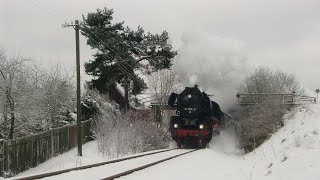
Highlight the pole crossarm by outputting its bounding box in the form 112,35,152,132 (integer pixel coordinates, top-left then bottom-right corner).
62,21,87,28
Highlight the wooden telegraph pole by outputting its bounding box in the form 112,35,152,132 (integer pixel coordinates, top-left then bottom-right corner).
62,20,82,156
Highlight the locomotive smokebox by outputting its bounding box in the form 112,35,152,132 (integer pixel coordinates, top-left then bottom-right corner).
168,85,224,148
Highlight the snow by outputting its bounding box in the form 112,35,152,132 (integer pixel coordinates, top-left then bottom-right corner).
9,104,320,180
14,141,105,178
115,83,148,109
135,94,153,107
122,130,247,180
43,150,189,180
122,104,320,180
13,141,168,179
69,112,77,120
243,104,320,180
121,148,247,180
155,45,162,53
115,83,125,97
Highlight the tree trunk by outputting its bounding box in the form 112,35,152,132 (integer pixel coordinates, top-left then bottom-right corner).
124,76,129,113
3,101,8,137
8,101,14,139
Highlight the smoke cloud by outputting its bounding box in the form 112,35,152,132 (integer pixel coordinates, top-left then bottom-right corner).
173,31,249,110
208,128,244,155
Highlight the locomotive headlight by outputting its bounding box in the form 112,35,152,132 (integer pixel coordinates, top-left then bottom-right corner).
199,124,204,129
174,124,179,128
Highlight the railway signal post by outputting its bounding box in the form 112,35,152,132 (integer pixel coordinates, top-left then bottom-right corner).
62,20,82,156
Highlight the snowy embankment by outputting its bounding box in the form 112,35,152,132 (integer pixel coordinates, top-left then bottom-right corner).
10,104,320,180
243,104,320,180
123,104,320,180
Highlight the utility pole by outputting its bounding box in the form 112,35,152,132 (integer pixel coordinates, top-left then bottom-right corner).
62,20,82,156
316,89,319,103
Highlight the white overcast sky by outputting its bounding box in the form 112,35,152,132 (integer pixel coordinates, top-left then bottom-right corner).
1,0,320,93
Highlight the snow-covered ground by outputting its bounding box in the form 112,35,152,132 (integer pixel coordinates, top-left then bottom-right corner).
10,104,320,180
43,149,190,180
13,141,168,179
14,141,107,178
124,104,320,180
243,104,320,180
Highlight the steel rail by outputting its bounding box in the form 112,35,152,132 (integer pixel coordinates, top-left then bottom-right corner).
15,148,178,180
101,149,199,180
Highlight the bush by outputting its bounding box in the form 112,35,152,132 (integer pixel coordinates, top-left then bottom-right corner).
239,103,287,152
86,89,170,158
92,109,170,158
126,110,171,151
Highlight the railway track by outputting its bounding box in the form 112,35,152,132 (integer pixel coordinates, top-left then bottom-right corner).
16,148,198,180
101,149,198,180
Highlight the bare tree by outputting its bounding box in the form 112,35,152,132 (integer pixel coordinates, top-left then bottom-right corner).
0,47,76,138
38,64,75,129
147,69,182,101
238,66,303,152
240,66,303,94
146,69,182,124
0,49,28,139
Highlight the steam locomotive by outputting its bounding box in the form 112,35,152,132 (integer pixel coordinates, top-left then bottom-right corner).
168,85,224,148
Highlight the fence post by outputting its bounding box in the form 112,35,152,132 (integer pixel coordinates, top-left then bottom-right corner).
0,140,3,177
3,141,8,177
30,136,33,169
51,130,54,157
67,125,70,149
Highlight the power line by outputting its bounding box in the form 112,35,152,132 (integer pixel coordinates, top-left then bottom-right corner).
81,25,137,69
29,1,141,79
80,25,143,84
80,25,148,113
30,3,152,103
30,3,147,86
31,0,59,17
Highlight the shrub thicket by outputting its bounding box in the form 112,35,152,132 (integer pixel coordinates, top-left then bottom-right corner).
238,67,301,152
86,89,170,158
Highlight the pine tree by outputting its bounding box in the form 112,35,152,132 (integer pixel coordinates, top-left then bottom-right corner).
81,8,177,111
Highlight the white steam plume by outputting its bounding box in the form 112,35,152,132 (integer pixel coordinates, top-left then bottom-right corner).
173,31,249,110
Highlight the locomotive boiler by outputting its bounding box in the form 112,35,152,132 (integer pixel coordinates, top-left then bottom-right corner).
168,85,224,148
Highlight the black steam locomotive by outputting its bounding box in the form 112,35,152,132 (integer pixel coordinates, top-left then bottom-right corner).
168,85,224,148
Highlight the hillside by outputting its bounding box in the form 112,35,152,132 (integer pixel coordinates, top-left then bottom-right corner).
244,104,320,179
